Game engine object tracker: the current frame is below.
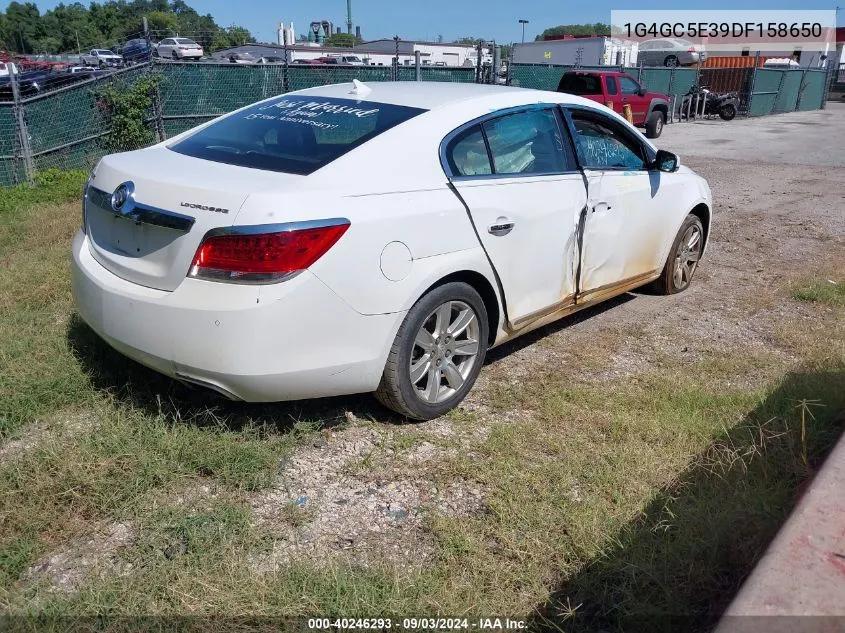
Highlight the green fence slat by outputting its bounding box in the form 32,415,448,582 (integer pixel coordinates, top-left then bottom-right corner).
797,70,827,110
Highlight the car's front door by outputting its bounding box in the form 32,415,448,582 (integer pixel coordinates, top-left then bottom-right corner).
565,107,677,302
618,75,649,124
446,107,588,329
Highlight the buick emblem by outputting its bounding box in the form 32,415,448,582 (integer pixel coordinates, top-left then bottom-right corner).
111,182,134,213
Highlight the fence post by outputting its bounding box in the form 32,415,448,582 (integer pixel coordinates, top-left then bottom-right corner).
636,65,643,83
506,44,514,86
746,52,760,117
475,41,483,83
9,68,35,184
415,51,421,81
392,36,400,81
150,59,165,143
493,45,501,85
667,67,675,102
795,68,807,111
283,43,290,93
821,60,835,110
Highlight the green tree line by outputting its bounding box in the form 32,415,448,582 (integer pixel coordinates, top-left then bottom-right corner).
0,0,254,55
536,23,611,40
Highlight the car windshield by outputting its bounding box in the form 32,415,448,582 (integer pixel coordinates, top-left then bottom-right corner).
558,74,602,95
169,95,427,175
176,39,197,45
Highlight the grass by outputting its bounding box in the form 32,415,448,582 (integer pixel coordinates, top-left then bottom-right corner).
0,174,843,627
792,278,845,307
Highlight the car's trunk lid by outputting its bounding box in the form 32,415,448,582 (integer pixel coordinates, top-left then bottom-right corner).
86,147,299,292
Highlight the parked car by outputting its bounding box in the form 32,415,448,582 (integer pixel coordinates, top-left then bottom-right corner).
637,38,707,67
72,82,711,420
121,38,152,64
257,56,286,64
80,49,123,68
228,52,257,64
155,38,204,60
557,70,670,138
0,62,46,97
291,59,321,65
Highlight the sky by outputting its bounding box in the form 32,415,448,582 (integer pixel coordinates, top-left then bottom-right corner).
2,0,842,45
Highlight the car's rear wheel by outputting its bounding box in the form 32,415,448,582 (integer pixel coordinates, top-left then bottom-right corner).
650,214,704,295
172,51,179,60
375,282,488,420
664,55,680,67
645,111,665,138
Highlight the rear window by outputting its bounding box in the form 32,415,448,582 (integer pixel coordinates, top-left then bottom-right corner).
558,74,602,95
170,95,427,175
176,39,197,45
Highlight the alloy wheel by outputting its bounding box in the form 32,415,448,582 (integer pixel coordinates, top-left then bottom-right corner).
410,300,481,404
673,224,702,290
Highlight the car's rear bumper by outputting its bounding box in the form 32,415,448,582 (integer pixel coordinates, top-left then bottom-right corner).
71,230,402,402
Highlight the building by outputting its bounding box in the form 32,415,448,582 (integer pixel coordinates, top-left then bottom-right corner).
211,40,491,68
359,39,492,67
512,36,639,67
277,22,295,46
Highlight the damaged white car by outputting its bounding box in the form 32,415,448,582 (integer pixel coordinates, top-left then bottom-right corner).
72,81,712,420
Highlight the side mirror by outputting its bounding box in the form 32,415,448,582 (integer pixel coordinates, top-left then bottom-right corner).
637,87,646,97
653,149,679,173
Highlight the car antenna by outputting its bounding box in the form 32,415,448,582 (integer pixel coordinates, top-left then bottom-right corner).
350,79,371,96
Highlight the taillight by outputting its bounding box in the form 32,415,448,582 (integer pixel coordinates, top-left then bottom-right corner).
179,46,189,50
189,220,350,284
688,47,697,53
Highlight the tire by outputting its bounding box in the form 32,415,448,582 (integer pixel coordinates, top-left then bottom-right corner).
375,282,489,420
172,51,179,60
645,110,665,139
664,55,680,67
719,104,737,121
650,214,704,295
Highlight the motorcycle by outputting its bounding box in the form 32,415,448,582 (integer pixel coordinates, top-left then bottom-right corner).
680,85,739,121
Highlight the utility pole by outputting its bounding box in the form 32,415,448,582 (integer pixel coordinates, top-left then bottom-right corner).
518,19,529,44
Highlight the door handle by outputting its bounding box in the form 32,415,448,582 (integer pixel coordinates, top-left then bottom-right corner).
592,202,612,214
488,219,515,236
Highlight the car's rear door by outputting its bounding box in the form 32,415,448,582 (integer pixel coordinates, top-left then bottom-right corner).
446,107,587,330
563,106,678,301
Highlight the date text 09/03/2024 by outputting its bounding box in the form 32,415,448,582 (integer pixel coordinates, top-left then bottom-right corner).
307,618,527,630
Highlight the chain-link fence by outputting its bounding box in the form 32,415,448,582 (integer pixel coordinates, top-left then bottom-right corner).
0,58,833,187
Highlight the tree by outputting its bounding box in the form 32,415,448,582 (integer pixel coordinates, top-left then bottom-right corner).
325,32,360,48
535,23,611,41
454,37,484,46
4,2,42,53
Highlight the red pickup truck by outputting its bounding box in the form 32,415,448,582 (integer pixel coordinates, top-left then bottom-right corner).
557,70,670,139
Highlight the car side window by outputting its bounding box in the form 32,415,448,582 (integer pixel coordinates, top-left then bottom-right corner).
482,109,570,175
619,77,640,95
606,76,618,95
446,125,492,177
569,110,647,170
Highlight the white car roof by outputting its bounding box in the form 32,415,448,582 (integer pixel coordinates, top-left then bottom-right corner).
289,81,598,112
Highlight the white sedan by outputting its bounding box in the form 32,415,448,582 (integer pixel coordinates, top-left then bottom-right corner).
155,37,204,60
72,82,712,420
